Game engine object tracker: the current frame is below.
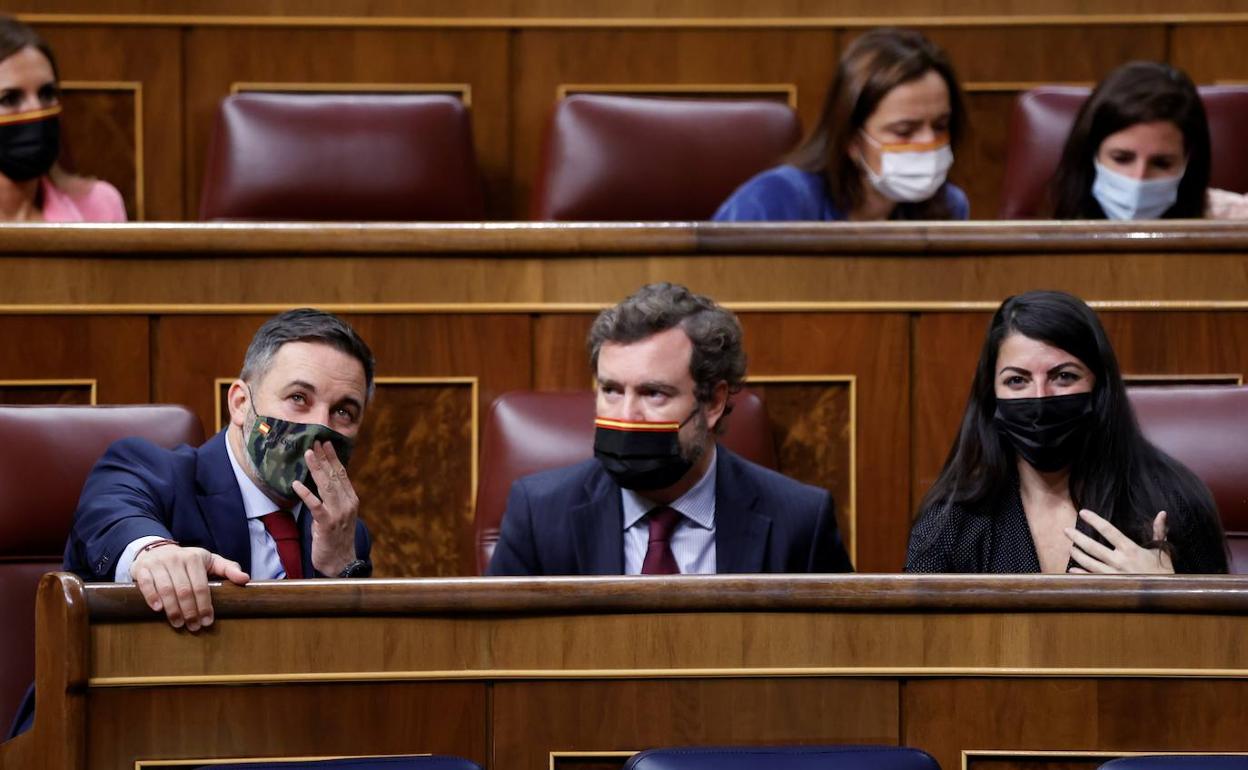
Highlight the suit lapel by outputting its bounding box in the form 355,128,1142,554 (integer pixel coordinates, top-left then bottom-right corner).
571,466,625,575
713,449,772,573
195,430,253,575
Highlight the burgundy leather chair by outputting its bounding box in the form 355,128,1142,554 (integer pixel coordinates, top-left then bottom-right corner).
0,405,204,732
474,389,778,573
531,94,801,220
998,85,1248,218
199,92,484,221
1128,385,1248,572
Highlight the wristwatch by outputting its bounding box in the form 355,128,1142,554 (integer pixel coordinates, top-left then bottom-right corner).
337,559,372,578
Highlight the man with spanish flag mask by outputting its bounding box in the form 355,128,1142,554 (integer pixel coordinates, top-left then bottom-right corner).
487,283,853,576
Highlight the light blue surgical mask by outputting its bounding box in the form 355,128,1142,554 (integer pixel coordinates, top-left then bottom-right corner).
1091,160,1184,220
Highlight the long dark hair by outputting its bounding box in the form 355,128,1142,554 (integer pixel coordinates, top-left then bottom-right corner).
787,27,967,219
1051,61,1210,219
0,17,58,79
921,290,1224,567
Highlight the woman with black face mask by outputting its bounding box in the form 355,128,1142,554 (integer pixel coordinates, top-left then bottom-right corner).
905,290,1229,574
0,17,126,222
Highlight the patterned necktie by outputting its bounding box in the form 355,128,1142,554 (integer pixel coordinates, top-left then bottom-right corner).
260,510,304,579
641,506,683,575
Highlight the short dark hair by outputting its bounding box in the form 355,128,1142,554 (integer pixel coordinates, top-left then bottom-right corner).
0,17,58,79
787,27,967,219
1051,61,1211,219
587,283,746,433
240,308,376,400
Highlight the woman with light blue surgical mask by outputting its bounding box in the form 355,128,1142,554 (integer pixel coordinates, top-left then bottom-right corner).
713,28,971,223
1051,61,1247,220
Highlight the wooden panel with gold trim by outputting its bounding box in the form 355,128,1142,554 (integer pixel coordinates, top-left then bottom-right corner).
550,751,637,770
86,682,486,769
496,678,899,770
0,315,150,404
59,80,144,220
747,375,857,563
906,679,1248,770
137,754,430,768
0,378,97,405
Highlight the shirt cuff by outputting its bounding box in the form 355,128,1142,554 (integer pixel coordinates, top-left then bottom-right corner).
114,536,166,583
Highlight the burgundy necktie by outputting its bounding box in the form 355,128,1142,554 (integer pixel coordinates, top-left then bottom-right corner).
260,510,304,579
641,506,683,575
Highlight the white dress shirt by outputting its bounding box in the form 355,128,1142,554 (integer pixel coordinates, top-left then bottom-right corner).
621,446,717,575
113,435,300,582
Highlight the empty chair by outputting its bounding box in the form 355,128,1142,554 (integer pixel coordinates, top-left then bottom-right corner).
199,92,484,221
191,756,482,770
998,85,1248,218
623,745,941,770
0,405,204,733
473,389,777,572
1128,385,1248,573
1100,756,1248,770
532,93,801,220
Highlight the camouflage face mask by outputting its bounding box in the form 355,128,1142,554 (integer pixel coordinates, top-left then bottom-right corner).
245,392,354,502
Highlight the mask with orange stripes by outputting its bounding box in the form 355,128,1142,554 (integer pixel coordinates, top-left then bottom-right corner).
858,131,953,203
0,105,60,183
593,409,698,491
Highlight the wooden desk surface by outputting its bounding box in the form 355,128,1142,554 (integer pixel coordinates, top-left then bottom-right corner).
0,221,1246,308
4,574,1248,770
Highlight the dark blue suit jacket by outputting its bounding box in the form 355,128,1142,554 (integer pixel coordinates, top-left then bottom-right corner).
63,429,371,581
486,447,853,575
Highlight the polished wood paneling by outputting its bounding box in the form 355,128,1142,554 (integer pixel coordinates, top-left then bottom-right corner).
742,313,909,571
494,679,898,770
13,575,1248,770
0,316,148,404
87,682,487,770
0,382,93,405
59,87,139,220
182,27,510,219
12,1,1248,19
1171,25,1248,83
905,679,1248,770
510,28,839,215
533,314,595,391
34,25,182,220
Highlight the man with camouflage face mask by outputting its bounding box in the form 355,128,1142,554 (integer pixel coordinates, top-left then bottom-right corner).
64,308,375,630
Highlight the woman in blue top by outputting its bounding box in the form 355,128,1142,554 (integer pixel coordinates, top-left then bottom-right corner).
715,28,970,222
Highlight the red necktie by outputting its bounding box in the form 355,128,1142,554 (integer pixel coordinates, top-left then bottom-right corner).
260,510,304,579
641,506,682,575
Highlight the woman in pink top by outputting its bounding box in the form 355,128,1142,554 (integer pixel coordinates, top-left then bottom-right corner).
0,18,126,223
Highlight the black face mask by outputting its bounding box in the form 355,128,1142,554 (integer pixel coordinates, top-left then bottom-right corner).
593,409,699,491
993,392,1094,473
0,106,61,183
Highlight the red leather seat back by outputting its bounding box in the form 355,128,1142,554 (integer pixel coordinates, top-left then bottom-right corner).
199,92,484,221
0,405,204,730
532,94,801,221
1128,386,1248,573
999,85,1248,218
474,389,777,572
1199,86,1248,194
